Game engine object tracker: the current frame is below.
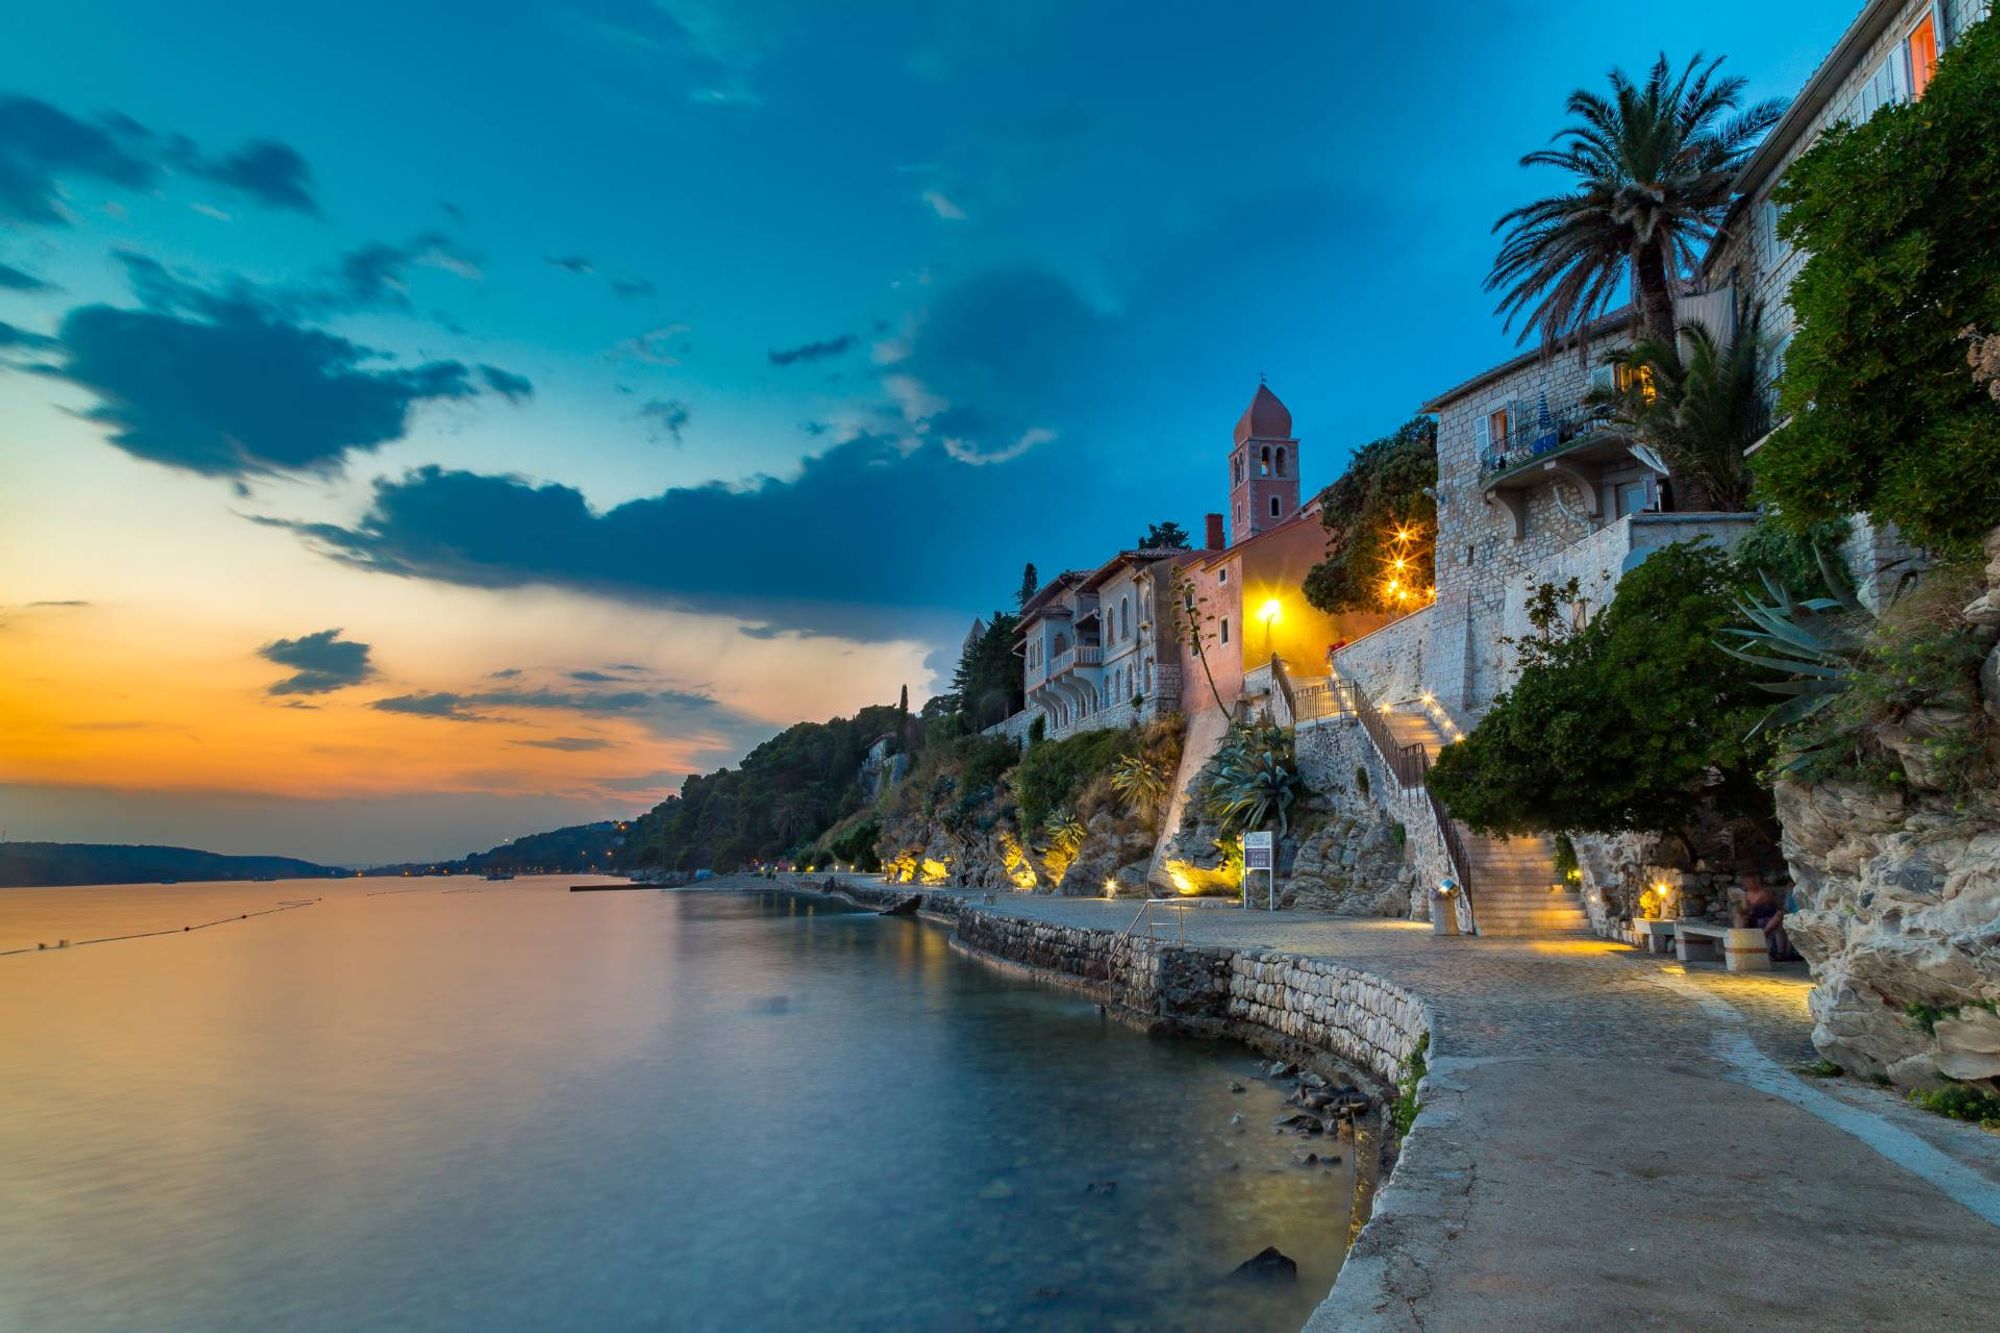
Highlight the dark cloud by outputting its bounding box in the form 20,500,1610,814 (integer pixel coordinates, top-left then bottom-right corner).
639,397,689,445
37,251,520,478
886,267,1108,463
319,232,481,311
0,94,316,224
511,736,613,752
768,333,857,366
45,297,479,477
0,95,154,224
185,140,316,215
0,261,53,292
0,318,55,350
568,669,626,683
369,682,738,738
610,276,655,299
800,419,829,436
273,425,1056,638
546,255,594,275
489,667,523,679
479,364,534,403
372,691,490,721
258,628,374,695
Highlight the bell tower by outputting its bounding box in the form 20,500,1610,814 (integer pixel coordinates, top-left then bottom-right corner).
1227,380,1298,544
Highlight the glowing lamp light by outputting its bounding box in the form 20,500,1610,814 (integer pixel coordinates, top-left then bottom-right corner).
1258,598,1282,624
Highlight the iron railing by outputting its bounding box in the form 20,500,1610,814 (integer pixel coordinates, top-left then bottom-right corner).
1341,677,1480,935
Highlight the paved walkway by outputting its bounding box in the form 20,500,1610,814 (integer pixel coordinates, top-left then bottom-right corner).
887,888,2000,1331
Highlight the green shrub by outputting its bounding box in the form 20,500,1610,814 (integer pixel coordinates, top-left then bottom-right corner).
1907,1081,2000,1128
1391,1032,1429,1139
954,734,1021,795
1027,715,1047,744
1429,542,1771,835
1013,726,1138,832
1552,832,1579,884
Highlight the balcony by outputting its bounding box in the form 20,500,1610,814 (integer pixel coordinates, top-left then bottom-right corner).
1479,399,1643,539
1048,643,1103,677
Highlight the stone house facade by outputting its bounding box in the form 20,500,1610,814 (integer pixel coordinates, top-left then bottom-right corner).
1015,552,1190,741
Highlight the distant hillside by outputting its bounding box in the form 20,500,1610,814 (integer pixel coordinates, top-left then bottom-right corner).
0,842,341,889
366,821,630,877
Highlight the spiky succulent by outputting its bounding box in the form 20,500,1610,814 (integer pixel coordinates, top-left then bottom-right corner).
1718,552,1871,747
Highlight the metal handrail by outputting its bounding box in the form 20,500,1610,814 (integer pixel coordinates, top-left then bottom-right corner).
1119,897,1192,945
1342,677,1479,936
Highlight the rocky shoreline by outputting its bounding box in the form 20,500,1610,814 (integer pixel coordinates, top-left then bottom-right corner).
801,874,1435,1332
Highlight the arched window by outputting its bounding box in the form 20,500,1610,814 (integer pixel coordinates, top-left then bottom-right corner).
1259,446,1271,476
1270,495,1282,518
1120,596,1130,641
1276,448,1287,477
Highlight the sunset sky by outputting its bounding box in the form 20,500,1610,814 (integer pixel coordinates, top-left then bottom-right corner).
0,1,1851,863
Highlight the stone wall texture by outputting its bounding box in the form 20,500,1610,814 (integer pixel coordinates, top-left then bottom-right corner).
1775,527,2000,1090
953,905,1431,1088
1330,607,1430,706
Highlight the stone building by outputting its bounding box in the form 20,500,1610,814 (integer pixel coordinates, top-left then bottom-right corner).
1015,551,1190,741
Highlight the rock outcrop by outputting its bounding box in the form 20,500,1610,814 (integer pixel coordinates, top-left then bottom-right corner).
1777,527,2000,1089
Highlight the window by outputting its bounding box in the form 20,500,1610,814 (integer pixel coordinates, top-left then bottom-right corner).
1275,447,1287,477
1120,596,1130,641
1270,495,1281,518
1218,568,1229,585
1220,617,1230,645
1486,408,1509,450
1909,13,1938,98
1259,446,1271,476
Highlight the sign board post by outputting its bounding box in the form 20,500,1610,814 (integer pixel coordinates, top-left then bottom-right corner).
1244,832,1275,912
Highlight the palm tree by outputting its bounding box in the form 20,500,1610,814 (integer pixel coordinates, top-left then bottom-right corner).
1489,54,1784,355
1598,311,1766,511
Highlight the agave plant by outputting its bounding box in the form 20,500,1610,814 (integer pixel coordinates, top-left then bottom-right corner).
1109,752,1173,825
1204,723,1301,837
1041,808,1087,857
1718,552,1872,744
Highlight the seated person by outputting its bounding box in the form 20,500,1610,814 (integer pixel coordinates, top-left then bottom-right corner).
1738,874,1793,961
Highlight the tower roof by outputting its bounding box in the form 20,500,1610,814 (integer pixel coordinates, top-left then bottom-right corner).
1233,382,1293,444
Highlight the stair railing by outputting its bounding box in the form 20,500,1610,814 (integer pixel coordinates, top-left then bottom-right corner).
1342,676,1479,936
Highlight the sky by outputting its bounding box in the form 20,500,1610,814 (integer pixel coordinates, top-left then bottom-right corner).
0,0,1856,864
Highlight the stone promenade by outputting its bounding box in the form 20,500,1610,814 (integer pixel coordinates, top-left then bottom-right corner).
842,882,2000,1331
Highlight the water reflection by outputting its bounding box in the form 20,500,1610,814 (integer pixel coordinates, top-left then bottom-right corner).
0,878,1349,1331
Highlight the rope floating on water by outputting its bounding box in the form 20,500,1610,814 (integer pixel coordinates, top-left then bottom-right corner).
0,899,320,958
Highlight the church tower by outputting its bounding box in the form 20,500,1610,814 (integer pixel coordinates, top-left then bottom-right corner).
1227,381,1299,544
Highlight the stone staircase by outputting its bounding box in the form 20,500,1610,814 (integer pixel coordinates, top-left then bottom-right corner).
1371,699,1590,938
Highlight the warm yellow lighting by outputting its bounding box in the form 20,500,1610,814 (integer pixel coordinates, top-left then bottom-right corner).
1258,598,1282,624
1103,877,1119,898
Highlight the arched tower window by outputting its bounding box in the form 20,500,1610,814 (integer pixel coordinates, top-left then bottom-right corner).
1120,596,1130,640
1270,495,1282,518
1259,446,1271,476
1276,448,1287,477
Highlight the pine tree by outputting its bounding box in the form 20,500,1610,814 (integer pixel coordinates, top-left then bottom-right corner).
1017,562,1039,609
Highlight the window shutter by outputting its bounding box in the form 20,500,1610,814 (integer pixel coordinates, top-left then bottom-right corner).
1474,415,1491,455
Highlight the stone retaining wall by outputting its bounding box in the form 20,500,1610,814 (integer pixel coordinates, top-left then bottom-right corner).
953,905,1430,1088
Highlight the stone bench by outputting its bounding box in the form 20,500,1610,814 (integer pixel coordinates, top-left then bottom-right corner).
1673,920,1771,972
1630,919,1677,954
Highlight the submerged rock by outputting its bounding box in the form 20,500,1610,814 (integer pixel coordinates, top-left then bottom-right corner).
1227,1247,1298,1284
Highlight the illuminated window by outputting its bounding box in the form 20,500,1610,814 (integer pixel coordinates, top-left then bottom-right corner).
1259,446,1271,477
1487,408,1509,448
1909,13,1938,98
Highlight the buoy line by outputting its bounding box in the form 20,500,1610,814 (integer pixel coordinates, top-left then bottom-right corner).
0,898,320,958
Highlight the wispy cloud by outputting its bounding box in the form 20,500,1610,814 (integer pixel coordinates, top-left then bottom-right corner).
258,628,374,695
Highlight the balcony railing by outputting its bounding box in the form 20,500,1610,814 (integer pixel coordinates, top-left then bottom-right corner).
1478,398,1626,483
1048,643,1103,676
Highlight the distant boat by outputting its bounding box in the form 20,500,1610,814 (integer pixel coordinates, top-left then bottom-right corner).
483,871,516,881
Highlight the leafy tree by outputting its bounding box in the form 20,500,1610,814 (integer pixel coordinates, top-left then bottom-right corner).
1170,566,1227,713
952,611,1024,728
1755,16,2000,553
1427,542,1771,835
1017,562,1039,610
1596,314,1764,511
1137,520,1191,550
1303,417,1437,614
1488,53,1783,356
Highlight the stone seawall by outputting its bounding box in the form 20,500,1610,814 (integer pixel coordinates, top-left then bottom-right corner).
953,906,1430,1090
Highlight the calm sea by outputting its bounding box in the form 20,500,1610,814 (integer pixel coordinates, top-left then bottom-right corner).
0,877,1352,1331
